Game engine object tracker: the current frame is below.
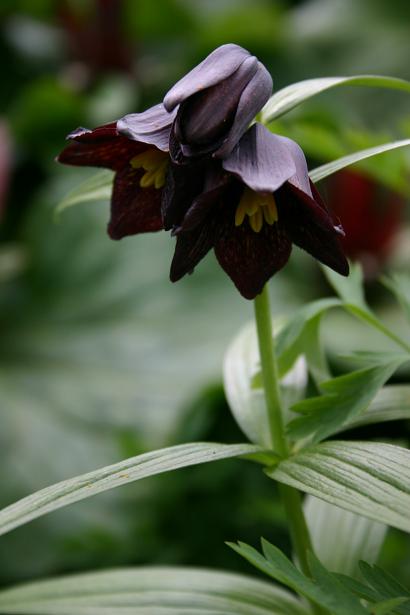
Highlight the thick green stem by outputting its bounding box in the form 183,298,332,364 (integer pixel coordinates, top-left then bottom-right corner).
253,284,313,578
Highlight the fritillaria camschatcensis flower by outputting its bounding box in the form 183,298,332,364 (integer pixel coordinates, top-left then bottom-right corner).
57,43,348,299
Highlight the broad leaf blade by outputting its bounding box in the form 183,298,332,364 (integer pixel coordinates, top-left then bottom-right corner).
0,442,259,537
262,75,410,122
309,139,410,183
0,566,308,615
304,496,387,577
55,170,113,215
269,440,410,532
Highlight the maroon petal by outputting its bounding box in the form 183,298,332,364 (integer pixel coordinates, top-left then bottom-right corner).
222,123,296,193
170,218,216,281
108,166,163,239
180,171,233,232
215,63,273,158
214,216,292,300
163,44,251,112
57,122,144,171
117,103,176,152
277,182,349,276
161,160,206,230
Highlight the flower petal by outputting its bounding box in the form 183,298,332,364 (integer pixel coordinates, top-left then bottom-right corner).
275,135,312,196
161,160,206,230
180,171,233,232
117,103,176,152
214,62,273,158
163,44,251,111
170,219,216,281
214,215,292,299
174,56,258,152
222,123,296,193
57,122,144,171
108,166,163,239
277,182,349,276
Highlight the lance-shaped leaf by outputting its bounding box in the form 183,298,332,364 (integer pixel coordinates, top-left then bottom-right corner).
383,273,410,326
268,440,410,533
0,442,261,537
287,355,406,443
309,139,410,183
0,566,308,615
262,75,410,122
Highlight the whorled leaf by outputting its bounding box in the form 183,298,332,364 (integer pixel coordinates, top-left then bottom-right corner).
269,440,410,533
0,442,260,538
55,169,113,216
262,75,410,122
0,566,309,615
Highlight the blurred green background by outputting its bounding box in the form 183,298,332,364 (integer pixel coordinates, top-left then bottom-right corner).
1,0,410,589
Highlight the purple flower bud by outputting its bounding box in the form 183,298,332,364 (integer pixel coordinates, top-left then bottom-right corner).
163,44,272,161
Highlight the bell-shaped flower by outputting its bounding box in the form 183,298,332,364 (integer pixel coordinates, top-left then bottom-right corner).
57,104,175,239
165,123,349,299
163,44,272,162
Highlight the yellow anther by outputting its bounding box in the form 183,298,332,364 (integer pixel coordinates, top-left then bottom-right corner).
235,188,278,232
130,148,168,190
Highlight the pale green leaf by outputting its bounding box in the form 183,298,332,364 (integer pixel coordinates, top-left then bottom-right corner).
383,273,410,326
287,357,405,443
0,442,259,537
262,75,410,123
269,440,410,532
304,496,387,577
336,385,410,432
0,566,308,615
309,140,410,183
55,170,113,216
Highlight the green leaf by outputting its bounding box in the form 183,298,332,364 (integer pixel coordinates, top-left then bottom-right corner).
304,496,387,577
309,139,410,183
0,566,309,615
268,440,410,533
276,297,341,382
55,169,113,216
0,442,259,538
223,321,307,448
335,385,410,432
262,75,410,122
383,273,410,326
372,598,410,615
322,263,410,353
229,540,367,614
287,356,405,443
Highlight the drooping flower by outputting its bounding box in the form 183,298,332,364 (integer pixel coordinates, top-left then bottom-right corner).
163,44,273,162
165,123,349,299
57,103,175,239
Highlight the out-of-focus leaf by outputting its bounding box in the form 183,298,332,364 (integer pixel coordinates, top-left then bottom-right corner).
269,441,410,533
262,76,410,122
0,566,309,615
287,356,405,443
0,442,260,538
304,496,387,577
309,139,410,183
383,273,410,326
223,321,307,448
229,540,367,614
55,170,113,216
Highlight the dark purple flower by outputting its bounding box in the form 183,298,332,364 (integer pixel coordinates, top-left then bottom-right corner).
165,123,349,299
163,44,272,162
57,104,175,239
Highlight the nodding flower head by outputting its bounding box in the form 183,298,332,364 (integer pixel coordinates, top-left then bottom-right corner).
163,44,272,163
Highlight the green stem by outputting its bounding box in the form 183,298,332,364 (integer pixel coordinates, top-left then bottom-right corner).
253,284,313,579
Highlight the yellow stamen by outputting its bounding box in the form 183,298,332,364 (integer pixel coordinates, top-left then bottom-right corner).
235,187,278,232
130,148,168,190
